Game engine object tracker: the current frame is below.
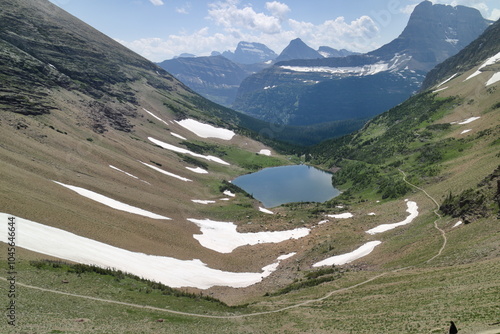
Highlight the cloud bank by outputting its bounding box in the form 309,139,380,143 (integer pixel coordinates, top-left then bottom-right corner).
119,0,498,62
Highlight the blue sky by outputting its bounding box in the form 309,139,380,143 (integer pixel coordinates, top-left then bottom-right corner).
49,0,499,62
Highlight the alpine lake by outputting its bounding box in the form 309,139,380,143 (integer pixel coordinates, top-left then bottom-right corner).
232,165,340,208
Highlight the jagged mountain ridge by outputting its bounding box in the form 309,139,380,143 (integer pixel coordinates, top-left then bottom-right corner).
222,41,278,64
160,40,358,110
157,55,250,107
318,46,359,58
233,1,492,126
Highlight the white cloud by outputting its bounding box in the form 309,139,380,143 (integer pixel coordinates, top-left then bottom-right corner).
265,1,290,20
288,15,380,52
149,0,164,6
208,0,283,34
489,8,500,20
118,1,383,61
116,27,236,61
176,3,191,14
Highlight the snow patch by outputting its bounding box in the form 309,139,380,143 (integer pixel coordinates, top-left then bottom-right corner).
143,108,170,126
367,212,376,216
223,190,236,197
175,119,235,140
191,200,216,205
436,73,457,88
318,220,329,225
171,132,187,140
140,161,192,182
0,213,286,289
452,221,463,228
366,201,418,235
464,51,500,81
185,167,208,174
327,213,353,219
278,252,296,260
53,181,170,220
433,86,448,93
313,241,382,267
457,117,480,125
258,149,272,156
188,218,310,253
148,137,230,165
460,129,472,134
486,72,500,86
109,165,150,184
259,207,274,214
280,62,389,76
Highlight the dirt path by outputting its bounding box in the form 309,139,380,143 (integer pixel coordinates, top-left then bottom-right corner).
0,170,449,319
399,169,447,263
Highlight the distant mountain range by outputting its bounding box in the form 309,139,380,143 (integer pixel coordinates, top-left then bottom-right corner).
158,41,358,108
157,55,250,107
233,0,492,126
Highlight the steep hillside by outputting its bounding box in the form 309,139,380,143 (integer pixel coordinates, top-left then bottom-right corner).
233,1,491,128
0,0,307,301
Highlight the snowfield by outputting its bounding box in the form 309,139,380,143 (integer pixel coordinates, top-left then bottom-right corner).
53,181,171,220
148,137,230,165
140,161,192,182
258,149,272,156
432,86,448,93
191,200,216,204
185,166,209,174
223,190,236,197
457,117,480,125
327,213,353,219
280,62,390,77
436,73,457,87
109,165,150,184
464,51,500,81
175,119,235,140
486,72,500,86
143,108,169,126
171,132,187,140
0,213,288,289
188,218,310,253
259,207,274,214
313,241,382,267
366,200,418,235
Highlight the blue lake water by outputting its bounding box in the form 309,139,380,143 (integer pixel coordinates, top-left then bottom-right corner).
232,165,340,208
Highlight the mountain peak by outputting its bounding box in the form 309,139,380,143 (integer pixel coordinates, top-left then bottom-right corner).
276,38,323,62
221,41,277,64
370,0,491,71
